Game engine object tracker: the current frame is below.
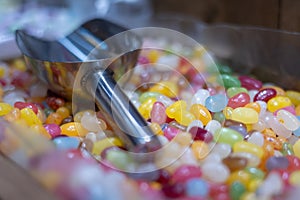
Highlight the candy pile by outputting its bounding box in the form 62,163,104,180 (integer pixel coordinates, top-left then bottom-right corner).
1,41,300,200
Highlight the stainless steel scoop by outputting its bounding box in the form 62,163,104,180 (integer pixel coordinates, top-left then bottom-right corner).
15,18,161,152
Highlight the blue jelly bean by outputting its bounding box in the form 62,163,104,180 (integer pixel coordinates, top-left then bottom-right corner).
205,94,228,112
185,178,208,197
53,137,80,150
266,156,289,171
294,116,300,136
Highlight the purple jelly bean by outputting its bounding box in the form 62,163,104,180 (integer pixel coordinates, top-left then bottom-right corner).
239,75,262,90
266,156,289,171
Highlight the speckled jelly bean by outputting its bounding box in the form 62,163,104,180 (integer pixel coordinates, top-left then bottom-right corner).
151,102,167,124
227,92,250,109
253,88,277,102
276,109,300,131
219,74,241,89
205,94,228,112
233,141,264,159
214,127,244,147
267,96,292,112
190,104,212,125
53,136,80,150
231,107,259,124
239,75,262,90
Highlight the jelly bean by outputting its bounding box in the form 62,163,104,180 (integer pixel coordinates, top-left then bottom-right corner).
174,110,195,127
223,107,233,119
61,116,73,125
219,74,241,89
233,141,264,159
239,75,262,90
187,120,203,131
227,170,251,186
172,165,202,183
45,112,63,125
231,107,259,124
105,150,132,171
227,87,248,98
81,113,106,132
150,123,163,136
92,137,123,155
190,104,212,125
245,102,261,113
205,120,221,134
14,101,38,114
296,105,300,116
202,162,230,183
274,106,296,116
169,120,186,131
4,108,20,122
263,112,292,138
44,107,54,117
230,181,246,200
257,172,283,197
289,170,300,187
227,92,250,109
53,137,80,150
139,92,160,103
227,125,247,138
163,125,180,140
217,64,233,74
293,139,300,158
231,152,260,167
149,81,178,98
46,96,65,110
244,167,265,180
138,97,156,119
185,178,208,197
247,131,264,147
211,143,232,159
151,102,167,124
20,107,42,126
256,100,267,117
190,89,210,105
266,156,289,171
286,155,300,171
156,95,173,107
252,119,266,132
0,102,13,116
222,156,248,172
189,126,213,143
44,124,61,138
173,131,192,146
31,124,51,139
205,94,228,112
213,112,225,123
56,106,70,119
276,109,300,131
214,127,243,147
267,96,292,112
60,122,88,137
166,100,187,119
282,142,294,156
253,88,277,102
162,183,185,198
192,141,209,159
286,90,300,106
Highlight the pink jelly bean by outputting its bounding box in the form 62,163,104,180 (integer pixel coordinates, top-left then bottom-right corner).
238,75,262,90
254,88,277,102
227,92,250,109
189,126,213,143
274,106,296,116
151,102,167,124
14,101,39,114
44,124,61,138
163,125,180,140
171,165,202,183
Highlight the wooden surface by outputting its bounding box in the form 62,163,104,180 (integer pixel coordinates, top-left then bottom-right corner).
152,0,300,32
0,154,55,200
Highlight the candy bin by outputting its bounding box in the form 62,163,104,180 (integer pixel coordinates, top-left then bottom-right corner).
2,15,300,200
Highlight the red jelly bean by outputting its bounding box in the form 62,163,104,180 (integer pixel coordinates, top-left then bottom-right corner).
253,88,277,102
171,165,202,183
227,92,250,109
238,75,262,90
151,102,167,124
44,124,61,138
14,101,38,114
162,183,185,198
189,127,213,143
209,183,229,196
157,169,171,184
286,155,300,171
163,125,180,140
46,96,65,110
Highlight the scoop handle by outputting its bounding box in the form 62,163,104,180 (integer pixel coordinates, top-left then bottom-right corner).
84,69,161,152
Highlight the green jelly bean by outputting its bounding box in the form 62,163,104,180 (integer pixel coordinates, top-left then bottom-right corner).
282,142,295,156
217,64,233,74
214,127,244,147
213,112,225,123
227,87,249,98
218,74,241,89
245,167,265,180
106,150,132,171
139,92,160,103
230,181,246,200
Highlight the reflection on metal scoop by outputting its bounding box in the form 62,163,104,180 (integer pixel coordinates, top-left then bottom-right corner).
15,18,161,153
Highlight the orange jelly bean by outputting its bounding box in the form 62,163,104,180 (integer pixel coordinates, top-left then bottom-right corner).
190,104,212,125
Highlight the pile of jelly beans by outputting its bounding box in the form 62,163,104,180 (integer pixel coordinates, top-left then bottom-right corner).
2,41,300,200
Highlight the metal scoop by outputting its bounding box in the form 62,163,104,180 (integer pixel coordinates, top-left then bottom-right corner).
15,18,161,152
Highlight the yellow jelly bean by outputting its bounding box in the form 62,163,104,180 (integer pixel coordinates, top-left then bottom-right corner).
138,98,156,119
296,105,300,116
149,81,178,98
293,139,300,158
245,102,261,113
148,50,159,63
227,170,251,186
191,141,209,160
223,106,233,119
289,170,300,187
233,141,264,159
190,104,212,125
231,107,259,124
174,110,196,126
56,106,70,119
267,96,292,112
45,112,63,125
60,122,88,137
4,108,20,122
31,124,51,139
247,179,262,192
286,90,300,106
20,108,42,126
92,137,123,155
166,100,187,119
0,103,13,116
150,123,163,135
